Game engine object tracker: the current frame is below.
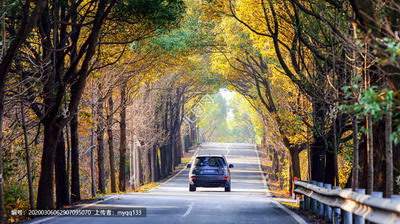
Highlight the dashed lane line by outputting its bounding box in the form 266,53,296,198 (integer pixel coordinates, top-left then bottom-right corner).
181,202,194,217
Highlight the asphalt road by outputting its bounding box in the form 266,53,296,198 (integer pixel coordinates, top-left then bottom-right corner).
28,142,306,224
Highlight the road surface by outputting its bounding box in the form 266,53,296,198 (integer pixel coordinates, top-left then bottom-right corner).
28,143,306,224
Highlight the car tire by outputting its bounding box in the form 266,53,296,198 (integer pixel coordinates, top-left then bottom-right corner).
224,183,231,192
189,184,196,192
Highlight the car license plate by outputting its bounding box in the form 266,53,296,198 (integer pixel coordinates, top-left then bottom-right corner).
202,170,216,174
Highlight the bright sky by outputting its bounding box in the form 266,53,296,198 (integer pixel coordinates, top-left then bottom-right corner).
219,88,235,120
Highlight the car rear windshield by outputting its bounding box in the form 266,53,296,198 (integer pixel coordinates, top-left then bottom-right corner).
194,156,226,167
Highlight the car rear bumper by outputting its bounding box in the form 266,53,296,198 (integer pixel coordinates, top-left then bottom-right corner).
191,176,229,187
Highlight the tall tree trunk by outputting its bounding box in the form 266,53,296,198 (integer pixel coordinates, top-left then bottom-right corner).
175,131,182,166
150,145,156,182
96,97,106,194
352,116,359,190
309,101,336,184
166,144,172,175
333,118,339,186
385,101,393,197
366,114,374,194
160,145,166,178
70,111,80,202
165,99,172,174
365,42,374,194
90,127,96,198
65,124,71,200
272,148,280,181
144,149,150,183
290,148,301,179
55,131,70,208
107,95,116,193
37,120,60,209
351,18,360,191
155,148,160,181
119,83,127,192
136,144,141,187
20,101,34,209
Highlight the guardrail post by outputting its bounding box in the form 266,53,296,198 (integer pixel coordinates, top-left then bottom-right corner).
341,188,353,224
317,182,324,217
323,183,332,222
371,191,383,198
391,195,400,201
304,194,310,210
304,181,311,211
332,186,341,224
299,194,305,210
353,188,365,224
310,181,317,215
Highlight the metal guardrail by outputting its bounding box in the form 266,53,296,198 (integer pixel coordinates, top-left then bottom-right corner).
294,180,400,224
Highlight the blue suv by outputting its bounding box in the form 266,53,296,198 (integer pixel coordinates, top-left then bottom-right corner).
187,155,234,192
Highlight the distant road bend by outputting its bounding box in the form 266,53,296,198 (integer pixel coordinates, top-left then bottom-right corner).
28,143,307,224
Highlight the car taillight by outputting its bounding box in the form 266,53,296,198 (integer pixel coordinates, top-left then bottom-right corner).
191,176,197,181
224,176,229,180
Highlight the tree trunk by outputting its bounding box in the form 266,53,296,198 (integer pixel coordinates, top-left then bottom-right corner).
145,149,151,183
150,145,156,182
160,145,166,178
385,102,393,198
309,101,336,184
366,114,374,194
272,148,279,181
138,146,143,185
107,95,116,193
37,121,61,209
65,124,71,201
333,117,339,186
166,144,172,175
90,128,96,198
119,83,127,192
352,116,359,190
96,97,106,194
20,101,34,209
70,112,80,202
290,148,301,179
155,147,160,181
165,99,172,174
55,131,70,208
175,132,182,166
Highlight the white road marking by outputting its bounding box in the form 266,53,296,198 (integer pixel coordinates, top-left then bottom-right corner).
182,202,194,217
254,144,268,192
225,143,230,156
160,166,187,185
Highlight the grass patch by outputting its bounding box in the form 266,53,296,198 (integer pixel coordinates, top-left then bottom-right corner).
132,182,159,192
262,160,273,167
181,157,192,164
280,201,299,209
